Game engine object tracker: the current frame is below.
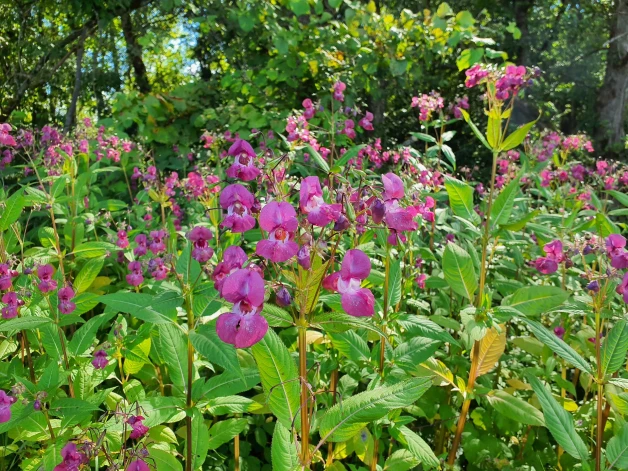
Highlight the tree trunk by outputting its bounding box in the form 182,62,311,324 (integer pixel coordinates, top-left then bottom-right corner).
513,0,535,66
595,0,628,153
121,11,151,94
64,28,88,133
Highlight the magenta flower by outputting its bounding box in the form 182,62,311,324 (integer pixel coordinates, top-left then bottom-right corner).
91,350,108,370
323,249,374,317
127,415,149,439
150,258,168,280
1,292,20,319
0,264,15,291
220,184,257,233
416,273,427,289
617,272,628,304
256,202,299,263
299,176,341,227
217,268,268,348
127,460,150,471
333,81,346,102
226,139,261,181
543,240,564,262
148,230,167,254
534,257,558,275
53,442,88,471
212,246,248,295
187,226,214,263
37,265,58,293
554,326,565,339
606,234,626,256
57,287,76,314
116,230,129,249
126,261,144,287
358,112,374,131
297,245,311,269
381,173,418,232
134,234,148,257
0,391,16,423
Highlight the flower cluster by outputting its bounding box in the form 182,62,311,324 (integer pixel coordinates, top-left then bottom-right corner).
411,92,444,121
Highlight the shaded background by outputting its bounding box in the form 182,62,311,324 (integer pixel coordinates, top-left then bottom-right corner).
0,0,626,169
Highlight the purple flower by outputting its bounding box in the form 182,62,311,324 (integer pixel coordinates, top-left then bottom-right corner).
126,261,144,287
333,81,346,102
606,234,626,257
220,184,257,233
543,240,564,262
33,400,41,411
256,202,299,263
416,273,427,289
150,258,168,280
57,287,76,314
533,257,558,275
358,112,374,131
299,176,341,227
37,265,58,293
217,268,268,348
554,326,565,339
226,139,261,181
127,415,149,439
0,264,14,290
53,442,88,471
323,249,374,317
371,199,386,224
617,272,628,304
127,460,150,471
212,246,248,295
149,230,167,255
297,245,311,269
1,292,19,319
0,391,16,423
276,287,292,307
116,230,129,249
586,280,600,292
91,350,108,369
134,234,148,257
187,227,214,263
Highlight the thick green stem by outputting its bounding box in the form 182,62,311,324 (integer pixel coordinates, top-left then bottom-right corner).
447,150,499,466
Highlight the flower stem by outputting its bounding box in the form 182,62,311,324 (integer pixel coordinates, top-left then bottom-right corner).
447,150,499,466
298,311,310,466
186,291,195,471
595,301,603,471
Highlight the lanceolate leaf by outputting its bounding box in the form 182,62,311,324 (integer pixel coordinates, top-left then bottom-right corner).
490,176,520,226
443,243,478,300
500,119,537,151
319,378,431,443
504,286,569,317
154,324,189,394
486,390,545,426
603,320,628,376
472,325,507,377
251,329,300,430
271,422,299,471
445,176,480,223
521,318,593,374
190,324,241,374
607,423,628,469
397,425,439,469
528,375,589,461
207,418,247,450
100,292,180,324
387,259,403,308
189,409,209,468
0,188,25,231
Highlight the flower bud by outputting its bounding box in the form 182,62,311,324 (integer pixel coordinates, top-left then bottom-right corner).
371,199,385,224
33,400,41,411
276,287,292,307
297,245,311,269
586,280,600,292
333,215,350,231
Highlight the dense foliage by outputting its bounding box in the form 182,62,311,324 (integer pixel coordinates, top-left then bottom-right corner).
1,60,628,471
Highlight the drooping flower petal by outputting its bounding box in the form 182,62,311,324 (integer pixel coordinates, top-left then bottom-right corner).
340,249,371,281
341,288,375,317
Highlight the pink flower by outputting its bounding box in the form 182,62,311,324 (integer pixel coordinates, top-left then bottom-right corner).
187,227,214,263
127,460,150,471
333,81,346,102
256,202,299,263
220,184,257,233
534,257,558,275
358,112,374,131
303,98,316,119
0,391,15,423
554,326,565,339
465,64,489,88
126,261,144,287
217,269,268,348
134,234,148,257
117,230,129,249
323,249,374,317
617,272,628,303
150,258,168,280
382,173,405,201
37,265,58,293
543,240,564,262
299,176,341,227
342,120,356,139
1,292,19,319
0,264,15,291
381,173,417,232
596,160,608,176
53,442,88,471
91,350,108,369
416,273,427,289
212,246,248,295
58,287,76,314
149,230,167,254
127,415,149,439
606,234,626,256
226,139,261,181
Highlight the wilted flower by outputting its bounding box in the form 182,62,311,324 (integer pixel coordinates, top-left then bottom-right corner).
276,287,292,307
554,326,565,339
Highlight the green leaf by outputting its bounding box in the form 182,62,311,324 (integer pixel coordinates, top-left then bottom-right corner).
190,325,241,374
528,375,589,461
207,418,247,450
390,58,408,76
608,190,628,208
595,212,619,238
384,449,419,471
207,396,258,415
500,119,537,151
445,176,480,223
188,409,209,468
39,360,60,392
289,0,310,15
396,425,439,469
486,390,545,426
603,320,628,376
176,242,202,285
71,241,117,259
73,258,104,293
69,312,115,356
504,286,569,317
319,378,431,442
311,312,385,337
442,243,478,300
100,291,180,324
155,324,188,393
251,329,300,430
200,368,260,400
149,448,183,471
410,132,437,144
487,114,501,149
304,144,329,173
500,209,539,231
0,189,25,231
490,176,520,226
387,258,402,307
138,397,186,427
261,304,293,328
272,421,299,471
396,315,459,346
607,423,628,469
334,144,367,168
329,331,370,363
460,109,491,150
521,318,592,374
0,316,52,332
394,338,442,371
